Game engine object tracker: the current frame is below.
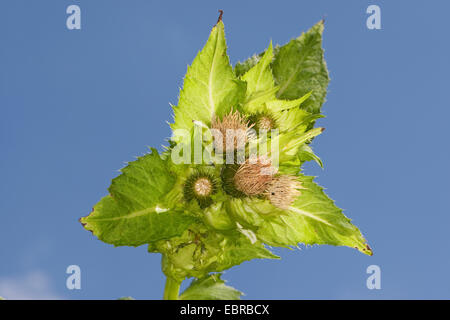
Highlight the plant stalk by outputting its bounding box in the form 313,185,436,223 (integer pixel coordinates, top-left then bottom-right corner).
163,276,181,300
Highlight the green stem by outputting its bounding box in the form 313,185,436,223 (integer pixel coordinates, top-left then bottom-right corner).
163,277,181,300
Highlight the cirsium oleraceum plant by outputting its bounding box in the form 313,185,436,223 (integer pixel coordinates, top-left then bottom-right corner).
80,14,372,300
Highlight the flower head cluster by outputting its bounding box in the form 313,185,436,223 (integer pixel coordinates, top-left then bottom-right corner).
81,17,371,297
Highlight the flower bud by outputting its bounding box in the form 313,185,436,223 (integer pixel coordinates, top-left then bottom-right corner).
183,171,217,208
265,175,304,209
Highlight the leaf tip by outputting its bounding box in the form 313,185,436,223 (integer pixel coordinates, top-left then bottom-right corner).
357,243,373,256
79,214,93,234
216,9,224,25
365,243,374,256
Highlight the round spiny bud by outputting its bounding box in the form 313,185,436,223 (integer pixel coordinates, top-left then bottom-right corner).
233,156,277,196
211,110,253,153
221,164,246,198
258,115,276,131
183,171,217,208
265,175,303,209
193,177,213,197
248,112,277,132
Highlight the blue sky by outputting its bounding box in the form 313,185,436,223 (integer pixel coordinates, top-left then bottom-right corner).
1,0,449,299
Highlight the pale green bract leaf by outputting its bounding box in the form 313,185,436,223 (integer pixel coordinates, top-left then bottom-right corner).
256,175,372,255
171,21,246,143
265,92,311,113
235,54,262,78
152,226,279,280
241,87,278,113
227,198,284,228
272,20,330,114
275,105,322,133
271,127,324,163
240,43,285,114
180,274,242,300
241,42,274,97
298,144,323,168
80,148,197,246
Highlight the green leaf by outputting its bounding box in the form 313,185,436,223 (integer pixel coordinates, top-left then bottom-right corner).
80,148,197,247
298,144,323,168
265,92,311,113
234,21,329,115
171,21,246,143
275,102,323,133
235,54,262,78
256,174,372,255
266,127,324,163
180,274,242,300
117,296,135,300
152,225,279,280
241,87,278,114
241,42,275,97
227,198,284,228
203,201,236,231
272,20,330,114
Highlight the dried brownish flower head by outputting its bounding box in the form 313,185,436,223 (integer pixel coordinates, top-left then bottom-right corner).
211,110,254,153
233,156,277,196
265,175,304,209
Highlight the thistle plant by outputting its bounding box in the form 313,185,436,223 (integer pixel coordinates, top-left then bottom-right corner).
80,13,372,300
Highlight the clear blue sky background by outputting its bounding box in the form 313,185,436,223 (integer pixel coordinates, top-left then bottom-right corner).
1,0,449,299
